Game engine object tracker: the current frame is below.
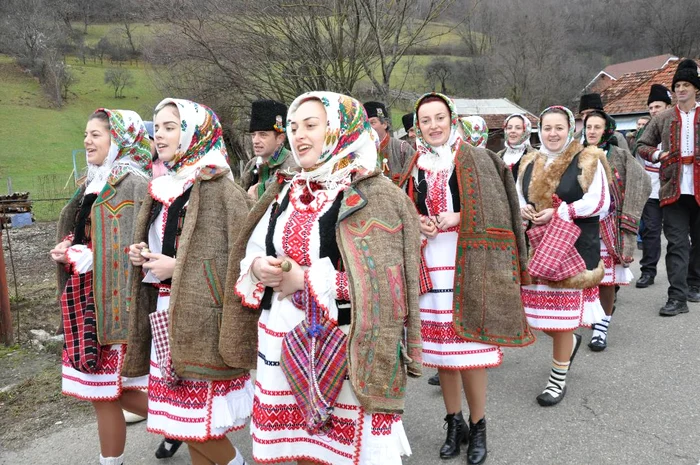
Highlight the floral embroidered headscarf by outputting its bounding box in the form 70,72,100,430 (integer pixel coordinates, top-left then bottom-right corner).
412,92,462,174
149,98,232,206
503,113,532,150
460,115,489,148
286,91,378,188
538,106,576,155
85,109,152,194
583,110,617,152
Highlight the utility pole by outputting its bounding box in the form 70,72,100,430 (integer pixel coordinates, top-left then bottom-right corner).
0,231,13,345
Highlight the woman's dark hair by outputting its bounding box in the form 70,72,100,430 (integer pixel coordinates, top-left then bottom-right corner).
416,95,451,122
155,102,180,118
88,110,110,127
540,108,571,128
583,109,607,126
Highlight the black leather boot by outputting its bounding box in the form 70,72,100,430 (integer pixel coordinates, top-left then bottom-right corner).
155,438,182,459
467,417,487,465
439,411,468,459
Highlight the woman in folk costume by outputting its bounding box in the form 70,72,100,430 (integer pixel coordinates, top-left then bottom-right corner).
517,106,611,406
50,109,157,465
219,91,422,465
124,99,253,465
583,110,651,351
400,93,533,465
459,115,489,148
498,113,535,180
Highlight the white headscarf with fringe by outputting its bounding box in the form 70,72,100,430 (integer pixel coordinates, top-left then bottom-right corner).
85,109,152,195
286,91,378,190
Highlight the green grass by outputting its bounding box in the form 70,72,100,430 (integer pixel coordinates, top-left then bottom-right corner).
0,20,463,219
0,53,163,219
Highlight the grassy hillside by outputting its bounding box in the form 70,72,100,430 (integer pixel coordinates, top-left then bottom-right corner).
0,52,163,219
0,21,463,219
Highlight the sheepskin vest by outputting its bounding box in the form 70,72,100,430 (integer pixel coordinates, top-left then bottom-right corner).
518,142,610,289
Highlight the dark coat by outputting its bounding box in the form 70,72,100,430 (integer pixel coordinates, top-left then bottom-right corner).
402,140,535,347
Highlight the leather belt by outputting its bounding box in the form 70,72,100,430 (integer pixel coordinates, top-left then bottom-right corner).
681,156,694,165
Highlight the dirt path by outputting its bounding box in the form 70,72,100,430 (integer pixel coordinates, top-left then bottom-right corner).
1,221,92,451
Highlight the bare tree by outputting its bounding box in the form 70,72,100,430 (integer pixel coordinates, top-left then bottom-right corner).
104,68,134,98
143,0,382,165
639,0,700,57
425,58,455,94
453,0,492,56
354,0,454,106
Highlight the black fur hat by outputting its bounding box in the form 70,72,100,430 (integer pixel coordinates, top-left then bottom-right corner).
402,113,414,132
363,101,388,119
647,84,672,105
672,59,700,92
579,93,604,113
249,99,287,133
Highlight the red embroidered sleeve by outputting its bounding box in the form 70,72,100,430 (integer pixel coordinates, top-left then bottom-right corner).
333,272,350,301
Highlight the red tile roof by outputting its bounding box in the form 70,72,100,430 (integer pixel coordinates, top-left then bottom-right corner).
602,54,677,79
601,58,699,115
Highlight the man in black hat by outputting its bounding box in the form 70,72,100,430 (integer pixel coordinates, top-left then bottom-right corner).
634,84,673,289
363,101,415,183
241,99,297,199
575,93,630,151
402,112,416,150
637,59,700,316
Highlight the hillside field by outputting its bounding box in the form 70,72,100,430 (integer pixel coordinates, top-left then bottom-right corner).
0,22,464,219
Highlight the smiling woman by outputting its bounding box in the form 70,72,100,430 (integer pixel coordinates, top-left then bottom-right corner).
51,109,154,465
288,98,328,169
220,91,423,465
152,103,181,163
516,105,611,407
124,98,253,465
401,92,533,465
84,112,111,166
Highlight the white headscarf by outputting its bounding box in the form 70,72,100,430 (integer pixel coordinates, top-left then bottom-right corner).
538,106,576,157
414,92,461,174
85,109,152,195
460,115,489,148
502,113,533,165
149,98,233,207
286,91,378,190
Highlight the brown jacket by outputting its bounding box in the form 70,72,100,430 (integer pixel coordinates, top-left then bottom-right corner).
123,172,253,380
636,105,700,206
219,173,423,414
606,145,652,263
379,136,415,182
57,172,148,345
401,140,535,347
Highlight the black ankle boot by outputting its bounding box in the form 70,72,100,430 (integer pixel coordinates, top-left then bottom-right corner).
155,438,183,459
467,417,487,465
439,411,468,459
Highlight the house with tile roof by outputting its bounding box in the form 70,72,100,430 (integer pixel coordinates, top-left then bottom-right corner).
594,58,699,131
585,54,678,94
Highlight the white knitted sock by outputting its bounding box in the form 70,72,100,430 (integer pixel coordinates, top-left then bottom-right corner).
99,454,124,465
542,358,570,398
227,447,246,465
591,315,611,342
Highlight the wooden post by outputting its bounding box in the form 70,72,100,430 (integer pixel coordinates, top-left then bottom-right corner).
0,231,13,345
